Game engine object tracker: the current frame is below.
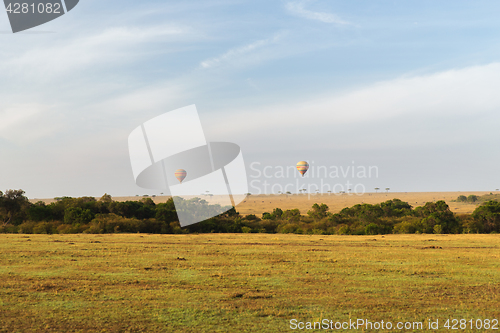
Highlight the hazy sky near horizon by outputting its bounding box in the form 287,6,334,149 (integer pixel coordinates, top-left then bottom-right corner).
2,0,500,198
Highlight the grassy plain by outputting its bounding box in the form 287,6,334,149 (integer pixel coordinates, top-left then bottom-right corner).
235,191,491,216
1,233,499,332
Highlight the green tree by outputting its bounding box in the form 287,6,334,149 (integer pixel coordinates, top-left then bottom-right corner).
0,189,30,226
307,203,329,220
471,200,500,233
282,209,301,222
262,212,273,220
457,195,467,202
379,199,412,217
27,201,53,222
414,201,460,234
155,199,177,224
99,193,112,203
262,208,283,220
64,207,95,224
272,208,283,219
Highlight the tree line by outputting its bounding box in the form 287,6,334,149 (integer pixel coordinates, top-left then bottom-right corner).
1,190,500,235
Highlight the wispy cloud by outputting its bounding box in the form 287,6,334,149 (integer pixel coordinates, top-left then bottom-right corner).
2,24,190,81
200,34,282,69
285,1,350,25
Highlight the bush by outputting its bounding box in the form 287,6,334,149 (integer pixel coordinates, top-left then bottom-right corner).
393,217,423,234
18,222,36,234
241,226,252,233
277,223,301,234
433,224,443,234
468,195,478,203
337,225,351,235
310,228,325,235
244,214,259,221
365,223,380,235
33,222,56,234
0,224,18,233
57,223,87,234
86,214,143,233
262,212,272,220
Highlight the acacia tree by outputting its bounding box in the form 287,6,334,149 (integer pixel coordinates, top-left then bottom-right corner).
375,187,380,193
0,189,30,226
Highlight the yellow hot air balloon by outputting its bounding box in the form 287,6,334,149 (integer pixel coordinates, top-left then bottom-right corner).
175,169,187,183
296,161,309,177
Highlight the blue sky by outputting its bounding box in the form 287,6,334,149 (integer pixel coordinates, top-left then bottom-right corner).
1,0,500,198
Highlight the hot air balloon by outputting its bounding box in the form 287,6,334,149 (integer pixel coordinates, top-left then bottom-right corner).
175,169,187,183
296,161,309,177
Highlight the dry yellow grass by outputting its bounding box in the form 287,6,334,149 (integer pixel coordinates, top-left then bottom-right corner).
30,191,491,216
236,191,490,216
1,233,499,332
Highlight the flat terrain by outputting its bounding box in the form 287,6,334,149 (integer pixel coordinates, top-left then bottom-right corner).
236,191,490,216
31,191,493,216
1,234,499,332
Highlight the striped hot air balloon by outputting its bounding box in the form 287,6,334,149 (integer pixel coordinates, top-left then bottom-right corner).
175,169,187,183
296,161,309,177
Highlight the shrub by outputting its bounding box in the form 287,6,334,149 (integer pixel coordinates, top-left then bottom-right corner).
241,226,252,233
468,195,478,203
433,224,443,234
337,225,351,235
57,223,87,234
393,217,423,234
33,222,56,234
262,212,272,220
310,228,325,235
244,214,259,221
18,222,36,234
365,223,380,235
0,224,18,233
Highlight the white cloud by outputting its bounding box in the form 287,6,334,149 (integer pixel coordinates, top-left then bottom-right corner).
206,62,500,149
285,1,350,25
200,33,282,69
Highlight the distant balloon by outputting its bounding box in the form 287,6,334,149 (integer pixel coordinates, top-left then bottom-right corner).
296,161,309,177
175,169,187,183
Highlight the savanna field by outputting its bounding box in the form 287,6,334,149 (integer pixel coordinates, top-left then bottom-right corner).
1,233,499,332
